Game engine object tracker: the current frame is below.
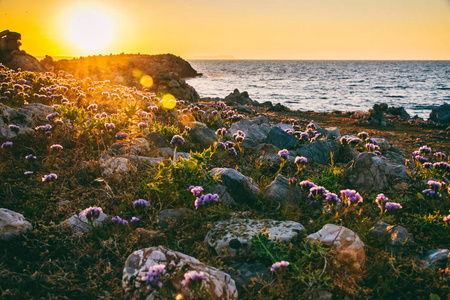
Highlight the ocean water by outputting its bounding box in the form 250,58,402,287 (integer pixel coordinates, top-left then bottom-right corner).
186,60,450,120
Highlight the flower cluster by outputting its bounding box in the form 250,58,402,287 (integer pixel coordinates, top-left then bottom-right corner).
215,128,227,137
133,199,151,208
111,216,129,225
81,206,103,221
188,185,204,197
42,173,57,182
194,193,219,209
50,144,63,150
170,134,185,146
278,149,289,160
340,189,363,205
181,270,205,286
142,264,166,289
270,261,290,272
1,141,13,148
233,130,245,144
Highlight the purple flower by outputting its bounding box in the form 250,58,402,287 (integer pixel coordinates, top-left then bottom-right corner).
365,143,380,152
340,136,350,146
25,154,37,160
228,147,237,156
298,132,310,142
235,135,245,143
137,122,148,129
288,177,298,186
50,144,63,150
133,199,150,208
188,186,204,197
24,171,33,175
306,122,317,130
433,162,450,173
325,192,341,205
42,173,57,182
105,123,115,130
278,149,289,160
225,141,235,148
375,193,388,207
111,216,128,225
412,155,428,163
215,142,227,150
428,180,442,192
419,146,432,155
433,152,446,160
184,126,191,132
8,124,20,133
340,189,363,205
444,215,450,224
308,186,327,200
1,141,13,148
170,135,185,146
422,189,441,198
142,264,166,289
357,131,369,141
349,137,362,146
270,261,290,272
81,206,103,219
115,132,128,139
300,180,316,191
87,103,98,110
194,193,219,209
294,156,307,165
130,217,139,223
181,270,205,286
215,128,227,136
285,129,294,134
423,162,433,169
385,202,402,211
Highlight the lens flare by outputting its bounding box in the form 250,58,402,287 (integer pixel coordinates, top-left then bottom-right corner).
160,94,176,109
140,75,154,87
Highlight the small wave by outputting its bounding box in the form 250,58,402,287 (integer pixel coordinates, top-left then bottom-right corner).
437,87,450,90
385,95,405,98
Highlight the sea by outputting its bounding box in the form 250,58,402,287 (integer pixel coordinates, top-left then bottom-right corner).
186,60,450,120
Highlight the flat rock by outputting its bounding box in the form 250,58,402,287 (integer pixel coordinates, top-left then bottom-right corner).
306,224,365,272
62,210,108,233
0,208,33,240
265,126,300,150
122,246,238,299
228,118,271,148
189,127,218,148
210,168,260,206
205,218,306,256
264,174,302,205
297,140,340,165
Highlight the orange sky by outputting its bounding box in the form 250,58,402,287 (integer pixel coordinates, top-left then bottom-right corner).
1,0,450,60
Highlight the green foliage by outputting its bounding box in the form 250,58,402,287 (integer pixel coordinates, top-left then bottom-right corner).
251,231,289,263
311,165,345,194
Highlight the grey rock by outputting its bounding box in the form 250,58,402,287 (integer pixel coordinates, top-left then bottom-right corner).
372,138,391,152
110,138,151,155
297,140,340,165
228,118,271,148
122,246,238,299
306,224,365,272
210,168,260,206
62,210,108,233
211,184,236,205
421,249,450,271
369,222,415,252
224,89,256,106
265,126,300,150
0,103,53,138
273,123,294,132
0,208,33,240
189,127,218,148
100,155,134,176
145,132,169,148
264,174,302,205
233,105,254,114
337,146,360,164
137,156,165,165
156,208,193,229
325,127,341,139
430,103,450,124
226,263,271,287
248,115,270,125
205,218,306,256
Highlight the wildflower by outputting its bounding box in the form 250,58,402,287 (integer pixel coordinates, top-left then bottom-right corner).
170,135,185,146
228,147,237,156
24,171,33,175
428,180,442,192
357,131,369,141
285,129,294,134
225,141,235,148
422,189,441,198
349,137,362,147
50,144,63,150
270,261,290,272
215,128,227,137
340,189,363,205
306,122,317,130
111,216,128,225
25,154,36,160
385,202,402,211
1,141,13,148
299,180,316,191
308,186,327,200
8,124,20,133
235,135,245,143
325,192,341,206
46,112,59,121
130,217,139,223
419,146,432,155
278,149,289,160
137,122,148,129
288,177,298,186
133,199,150,208
184,126,191,132
81,206,103,221
340,136,349,146
423,162,433,169
433,162,450,173
87,103,98,110
42,173,57,182
105,123,115,130
215,142,227,150
433,152,446,160
115,132,128,139
365,143,379,152
294,156,307,165
181,270,205,286
188,186,204,197
412,155,428,163
376,193,388,207
298,132,310,142
444,214,450,224
194,193,219,209
217,101,226,109
142,264,166,289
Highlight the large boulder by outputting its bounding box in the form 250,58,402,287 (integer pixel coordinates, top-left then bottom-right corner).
430,103,450,124
224,89,258,106
0,208,33,240
189,127,218,148
297,140,340,165
122,246,238,299
265,126,300,150
210,168,260,206
205,218,306,256
228,118,271,148
264,174,302,206
346,152,409,193
306,224,365,272
2,51,46,72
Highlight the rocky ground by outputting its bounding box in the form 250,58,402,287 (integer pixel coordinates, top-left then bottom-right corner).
0,60,449,300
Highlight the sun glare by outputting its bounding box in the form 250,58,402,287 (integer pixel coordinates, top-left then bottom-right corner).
65,6,115,54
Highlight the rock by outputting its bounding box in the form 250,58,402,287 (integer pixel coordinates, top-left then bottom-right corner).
372,138,391,152
386,106,410,120
346,152,409,193
252,143,282,164
158,148,190,160
369,222,415,252
306,224,365,272
273,123,294,132
100,155,134,176
325,127,341,139
430,103,450,124
110,138,151,155
145,132,169,148
189,127,218,148
3,52,46,72
224,89,257,106
264,174,302,206
297,140,340,165
122,246,238,299
205,218,306,256
233,104,255,114
210,168,260,206
421,249,450,271
62,210,108,233
0,208,33,240
226,263,271,288
228,118,271,148
265,126,300,150
248,115,270,125
156,208,193,229
137,156,165,165
211,184,236,205
267,103,289,112
132,228,166,244
336,146,360,164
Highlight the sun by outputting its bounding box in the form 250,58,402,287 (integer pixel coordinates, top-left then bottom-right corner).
64,6,115,54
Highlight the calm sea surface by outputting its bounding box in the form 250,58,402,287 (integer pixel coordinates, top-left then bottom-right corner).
187,60,450,119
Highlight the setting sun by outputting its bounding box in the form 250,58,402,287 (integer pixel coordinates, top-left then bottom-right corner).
64,5,115,53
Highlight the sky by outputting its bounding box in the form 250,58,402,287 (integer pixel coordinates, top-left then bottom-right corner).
1,0,450,60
